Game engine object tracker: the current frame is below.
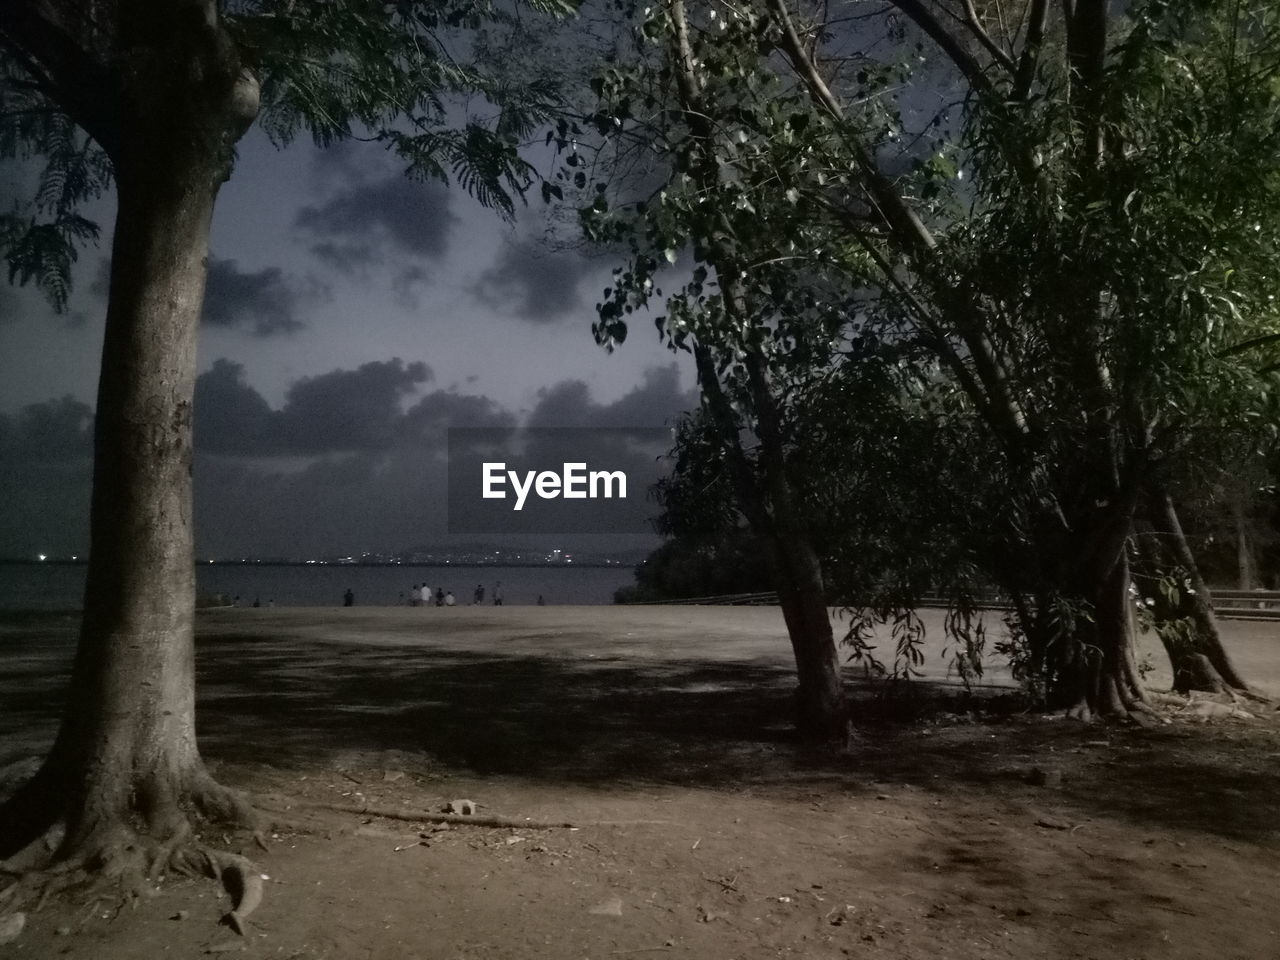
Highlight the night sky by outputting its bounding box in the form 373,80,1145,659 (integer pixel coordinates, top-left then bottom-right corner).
0,130,699,560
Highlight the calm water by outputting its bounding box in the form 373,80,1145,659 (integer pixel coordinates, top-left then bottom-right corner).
0,563,635,610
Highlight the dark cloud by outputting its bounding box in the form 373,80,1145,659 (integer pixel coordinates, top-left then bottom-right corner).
193,359,278,455
296,175,457,268
403,390,517,437
0,396,93,463
310,241,377,274
471,239,593,323
203,257,310,337
0,397,94,557
527,365,696,429
0,366,679,558
275,359,432,452
195,358,434,456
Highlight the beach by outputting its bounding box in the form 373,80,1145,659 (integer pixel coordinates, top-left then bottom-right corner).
2,606,1279,959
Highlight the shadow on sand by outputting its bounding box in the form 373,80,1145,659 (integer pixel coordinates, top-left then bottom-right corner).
2,615,1279,847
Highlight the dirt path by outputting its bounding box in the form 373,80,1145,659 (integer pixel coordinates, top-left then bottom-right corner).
2,606,1279,959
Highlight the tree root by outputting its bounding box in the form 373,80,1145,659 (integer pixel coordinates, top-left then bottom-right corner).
0,779,267,937
0,831,263,935
169,847,262,936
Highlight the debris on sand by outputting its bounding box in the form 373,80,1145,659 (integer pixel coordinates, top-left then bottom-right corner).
0,912,26,945
588,896,624,916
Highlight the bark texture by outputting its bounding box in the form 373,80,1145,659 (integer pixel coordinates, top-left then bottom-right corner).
0,0,261,887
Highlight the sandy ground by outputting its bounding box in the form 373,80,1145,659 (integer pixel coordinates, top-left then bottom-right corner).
1,606,1279,959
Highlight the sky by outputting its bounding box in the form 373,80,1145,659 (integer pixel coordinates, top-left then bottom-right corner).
0,130,700,560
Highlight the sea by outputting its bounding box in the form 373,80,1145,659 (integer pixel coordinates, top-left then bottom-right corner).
0,562,636,610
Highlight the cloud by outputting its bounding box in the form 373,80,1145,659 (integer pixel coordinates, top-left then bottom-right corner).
0,396,93,463
403,390,518,438
195,358,434,456
0,397,94,557
471,238,594,324
203,258,312,337
527,365,696,429
296,175,458,268
275,359,432,452
193,359,278,455
0,364,681,558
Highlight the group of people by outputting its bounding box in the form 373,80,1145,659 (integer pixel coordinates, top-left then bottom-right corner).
406,581,504,607
340,581,544,607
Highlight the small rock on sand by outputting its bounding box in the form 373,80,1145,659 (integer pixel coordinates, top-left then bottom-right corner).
0,913,26,945
588,896,624,917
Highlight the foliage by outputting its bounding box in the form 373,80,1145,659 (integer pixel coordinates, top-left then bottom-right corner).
0,0,580,309
577,0,1280,701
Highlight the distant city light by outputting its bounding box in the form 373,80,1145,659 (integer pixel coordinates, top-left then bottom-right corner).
37,554,46,561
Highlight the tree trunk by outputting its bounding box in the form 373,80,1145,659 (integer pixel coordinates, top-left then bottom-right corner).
691,348,847,741
1232,492,1258,591
0,11,261,881
770,534,846,740
1051,549,1149,721
1033,486,1151,722
1140,487,1250,693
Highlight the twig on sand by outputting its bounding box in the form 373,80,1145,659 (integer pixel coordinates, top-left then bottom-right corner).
308,803,578,830
282,801,672,831
703,874,739,891
609,946,671,955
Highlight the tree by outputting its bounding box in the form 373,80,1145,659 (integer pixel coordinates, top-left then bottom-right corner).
0,0,570,905
576,0,899,737
580,0,1280,719
802,0,1280,712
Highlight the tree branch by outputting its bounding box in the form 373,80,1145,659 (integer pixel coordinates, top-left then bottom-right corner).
959,0,1016,74
1012,0,1049,101
888,0,997,97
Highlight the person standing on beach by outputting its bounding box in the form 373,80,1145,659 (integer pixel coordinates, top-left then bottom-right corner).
493,581,503,605
473,584,485,605
435,587,445,607
444,590,456,606
410,584,422,607
343,588,354,607
421,583,431,607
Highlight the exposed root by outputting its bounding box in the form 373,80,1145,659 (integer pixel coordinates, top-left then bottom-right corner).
188,773,261,833
169,847,262,936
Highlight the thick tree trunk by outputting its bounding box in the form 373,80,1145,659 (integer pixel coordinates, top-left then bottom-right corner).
1,156,249,871
1140,488,1249,693
0,7,261,885
1032,489,1151,721
1052,550,1149,721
